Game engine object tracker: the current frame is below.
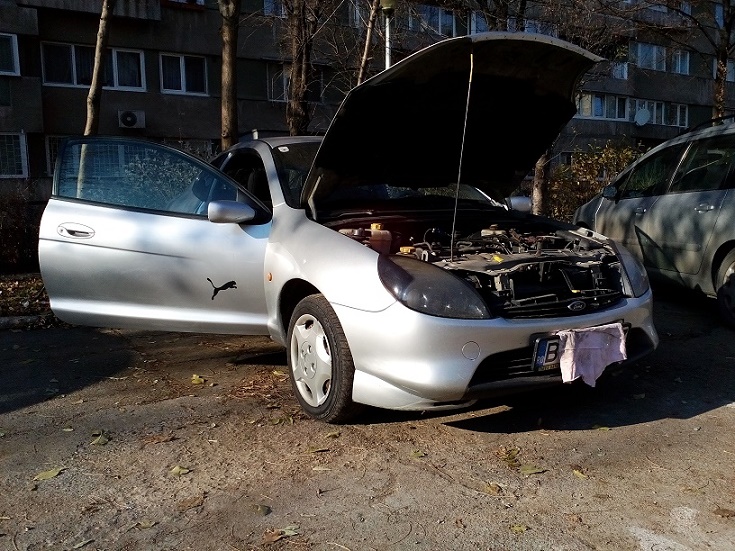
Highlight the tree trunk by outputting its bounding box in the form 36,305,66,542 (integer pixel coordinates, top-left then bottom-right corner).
84,0,116,136
357,0,380,85
286,0,318,136
532,150,550,216
219,0,241,150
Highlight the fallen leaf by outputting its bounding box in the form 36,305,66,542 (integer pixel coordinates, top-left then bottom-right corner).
510,524,529,534
62,427,74,432
592,425,611,431
306,447,329,454
714,507,735,518
519,464,547,476
177,493,205,512
136,519,157,529
252,504,272,516
484,482,503,496
142,433,176,446
572,469,588,479
262,525,299,544
72,539,94,549
312,466,331,472
191,374,206,385
90,431,109,446
498,446,521,468
411,449,427,458
272,370,288,378
169,465,191,476
325,430,340,439
33,467,65,481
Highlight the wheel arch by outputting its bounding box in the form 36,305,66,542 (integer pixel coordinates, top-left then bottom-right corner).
711,240,735,290
278,278,320,338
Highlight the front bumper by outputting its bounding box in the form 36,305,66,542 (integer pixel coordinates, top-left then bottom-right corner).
333,289,657,411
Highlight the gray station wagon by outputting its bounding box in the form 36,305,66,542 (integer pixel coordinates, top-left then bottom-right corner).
574,120,735,326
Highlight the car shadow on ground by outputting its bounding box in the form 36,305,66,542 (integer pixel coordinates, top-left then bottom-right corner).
0,327,136,415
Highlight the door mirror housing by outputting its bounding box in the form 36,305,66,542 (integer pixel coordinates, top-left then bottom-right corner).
208,200,257,224
505,196,532,213
602,185,617,200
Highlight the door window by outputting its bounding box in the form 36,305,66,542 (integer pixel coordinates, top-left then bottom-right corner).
618,144,684,199
669,134,735,193
56,140,238,216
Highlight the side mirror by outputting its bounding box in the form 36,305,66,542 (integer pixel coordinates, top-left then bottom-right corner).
505,196,532,213
602,185,617,200
208,200,256,224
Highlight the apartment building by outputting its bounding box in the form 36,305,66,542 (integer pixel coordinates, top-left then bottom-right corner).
1,0,734,268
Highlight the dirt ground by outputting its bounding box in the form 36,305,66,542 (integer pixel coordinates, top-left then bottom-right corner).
1,285,734,551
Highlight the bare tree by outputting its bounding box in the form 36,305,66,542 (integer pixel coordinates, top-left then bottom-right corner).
219,0,242,149
84,0,117,136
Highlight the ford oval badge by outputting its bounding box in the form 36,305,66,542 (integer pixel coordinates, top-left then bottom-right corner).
568,300,587,312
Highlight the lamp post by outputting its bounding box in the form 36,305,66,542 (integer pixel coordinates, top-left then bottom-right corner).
380,0,395,69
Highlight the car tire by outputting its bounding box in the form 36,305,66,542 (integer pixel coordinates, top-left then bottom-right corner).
716,249,735,328
287,294,362,423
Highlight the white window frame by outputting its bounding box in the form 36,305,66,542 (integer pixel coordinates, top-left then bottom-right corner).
576,93,628,121
629,98,688,127
267,63,288,102
264,0,285,17
0,133,28,178
713,58,735,82
634,42,667,71
470,11,490,34
159,53,208,95
611,61,628,80
0,33,20,76
45,135,66,176
41,43,146,91
671,49,690,75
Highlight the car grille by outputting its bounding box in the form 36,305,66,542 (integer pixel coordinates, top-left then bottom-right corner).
496,290,623,319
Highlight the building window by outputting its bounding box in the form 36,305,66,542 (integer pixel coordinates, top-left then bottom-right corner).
267,64,288,102
630,99,688,127
508,18,557,36
0,33,20,76
611,62,628,79
46,135,66,176
336,0,367,27
264,0,285,17
42,43,146,91
713,58,735,82
470,11,489,33
409,5,458,37
160,54,207,95
671,49,690,75
577,93,628,120
633,42,666,71
715,4,724,27
0,133,28,178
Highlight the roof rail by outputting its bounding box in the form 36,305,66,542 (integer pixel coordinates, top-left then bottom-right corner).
681,114,735,135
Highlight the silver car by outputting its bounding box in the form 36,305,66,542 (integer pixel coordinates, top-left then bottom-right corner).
39,33,658,422
574,121,735,327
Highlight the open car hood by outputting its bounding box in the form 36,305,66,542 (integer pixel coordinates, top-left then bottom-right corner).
302,32,601,209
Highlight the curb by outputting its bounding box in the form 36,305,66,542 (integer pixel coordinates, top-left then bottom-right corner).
0,314,54,330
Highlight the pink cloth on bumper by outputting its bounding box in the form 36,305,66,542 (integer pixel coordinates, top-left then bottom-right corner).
557,322,627,387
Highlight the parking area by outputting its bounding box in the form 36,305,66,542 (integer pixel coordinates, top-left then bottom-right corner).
1,286,734,550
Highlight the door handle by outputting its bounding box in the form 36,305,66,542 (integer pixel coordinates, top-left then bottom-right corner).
694,203,715,213
634,207,646,215
57,223,95,239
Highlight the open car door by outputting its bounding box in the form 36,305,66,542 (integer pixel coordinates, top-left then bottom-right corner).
39,137,271,334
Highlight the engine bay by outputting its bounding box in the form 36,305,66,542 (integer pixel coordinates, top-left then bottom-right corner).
334,214,625,318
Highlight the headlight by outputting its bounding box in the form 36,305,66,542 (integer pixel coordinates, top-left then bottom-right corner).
378,255,492,319
614,243,650,298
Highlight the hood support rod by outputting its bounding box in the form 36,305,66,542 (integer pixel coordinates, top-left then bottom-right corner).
450,50,475,262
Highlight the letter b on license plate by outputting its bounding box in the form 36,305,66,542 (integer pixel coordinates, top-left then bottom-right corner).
533,337,561,371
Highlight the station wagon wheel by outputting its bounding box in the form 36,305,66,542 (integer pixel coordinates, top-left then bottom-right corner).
287,294,361,423
716,250,735,328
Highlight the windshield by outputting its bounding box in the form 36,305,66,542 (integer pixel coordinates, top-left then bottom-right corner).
271,141,320,207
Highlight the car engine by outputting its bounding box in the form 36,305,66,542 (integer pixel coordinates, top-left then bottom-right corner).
336,219,625,319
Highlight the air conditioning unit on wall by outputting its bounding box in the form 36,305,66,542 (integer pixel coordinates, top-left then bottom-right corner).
118,110,146,129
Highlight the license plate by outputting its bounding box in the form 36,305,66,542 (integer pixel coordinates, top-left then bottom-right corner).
532,337,561,372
